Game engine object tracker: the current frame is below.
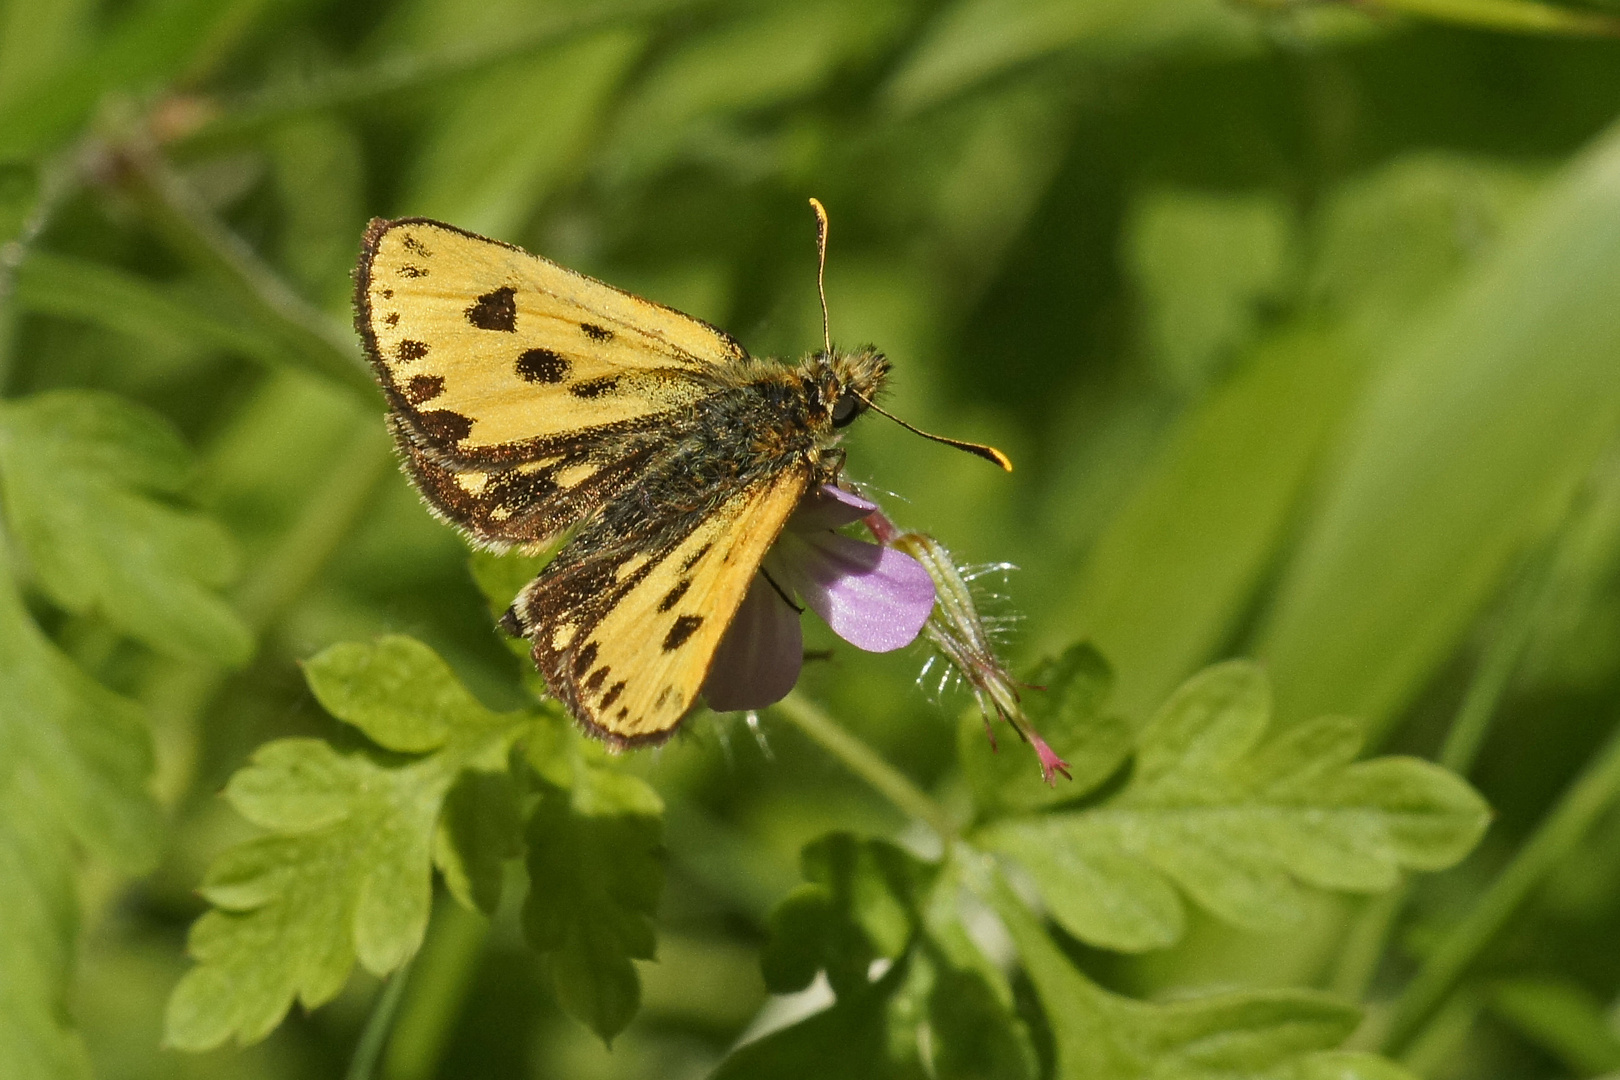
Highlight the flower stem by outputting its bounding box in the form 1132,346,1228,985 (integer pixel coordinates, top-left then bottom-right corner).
773,692,956,846
346,963,413,1080
1381,715,1620,1055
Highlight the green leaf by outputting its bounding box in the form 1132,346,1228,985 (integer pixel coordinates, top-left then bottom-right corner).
711,985,893,1080
1051,324,1364,722
985,871,1391,1080
760,833,934,999
929,963,1038,1080
0,805,90,1080
1259,121,1620,735
981,662,1489,951
522,767,664,1043
0,534,159,1078
960,642,1132,813
0,391,251,665
434,769,524,915
164,637,531,1051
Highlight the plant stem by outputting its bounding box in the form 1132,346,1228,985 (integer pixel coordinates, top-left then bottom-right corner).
1329,551,1552,1001
1381,716,1620,1055
382,900,490,1080
773,692,956,847
347,963,413,1080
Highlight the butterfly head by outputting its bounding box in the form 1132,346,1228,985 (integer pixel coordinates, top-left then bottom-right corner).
816,346,891,430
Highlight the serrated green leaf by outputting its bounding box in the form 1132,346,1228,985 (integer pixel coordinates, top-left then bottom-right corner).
981,662,1489,951
961,643,1132,813
521,768,664,1043
987,872,1375,1080
303,634,508,755
165,637,531,1050
0,391,251,665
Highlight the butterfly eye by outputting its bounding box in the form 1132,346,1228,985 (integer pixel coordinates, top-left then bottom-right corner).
831,392,861,427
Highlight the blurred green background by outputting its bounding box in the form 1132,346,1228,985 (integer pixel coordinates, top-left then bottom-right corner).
8,0,1620,1077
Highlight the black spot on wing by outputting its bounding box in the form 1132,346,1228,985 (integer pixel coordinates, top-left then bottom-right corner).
398,265,428,279
581,323,614,342
417,410,472,444
379,288,393,299
681,544,712,573
601,681,626,709
384,312,399,326
570,376,619,399
466,286,517,331
662,615,703,651
584,666,609,694
401,234,431,256
573,641,598,677
404,374,443,404
398,339,429,361
517,348,570,383
657,579,691,613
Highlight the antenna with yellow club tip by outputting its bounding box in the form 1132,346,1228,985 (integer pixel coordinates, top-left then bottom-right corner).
807,197,1012,473
810,196,833,356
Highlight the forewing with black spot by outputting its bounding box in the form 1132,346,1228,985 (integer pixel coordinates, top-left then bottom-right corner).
355,217,747,468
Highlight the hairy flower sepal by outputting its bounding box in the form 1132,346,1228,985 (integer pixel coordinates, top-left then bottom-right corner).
703,485,935,711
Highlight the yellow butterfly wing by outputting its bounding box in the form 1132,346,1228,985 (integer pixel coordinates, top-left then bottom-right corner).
519,465,810,744
355,217,746,463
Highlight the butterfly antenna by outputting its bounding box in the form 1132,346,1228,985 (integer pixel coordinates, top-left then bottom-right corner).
809,197,833,356
856,395,1013,472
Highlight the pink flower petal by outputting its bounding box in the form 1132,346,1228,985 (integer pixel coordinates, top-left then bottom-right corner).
771,531,935,653
788,483,878,532
702,574,804,711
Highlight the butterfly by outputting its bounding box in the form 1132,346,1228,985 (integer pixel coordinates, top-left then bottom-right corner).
353,203,1007,746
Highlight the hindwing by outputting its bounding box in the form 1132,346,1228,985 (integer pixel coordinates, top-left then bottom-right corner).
516,465,811,744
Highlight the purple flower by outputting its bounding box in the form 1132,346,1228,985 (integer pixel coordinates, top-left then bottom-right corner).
702,485,936,712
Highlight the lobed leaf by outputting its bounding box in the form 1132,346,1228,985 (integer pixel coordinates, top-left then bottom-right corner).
521,767,665,1043
164,637,531,1050
985,873,1414,1080
982,662,1489,951
0,391,251,665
